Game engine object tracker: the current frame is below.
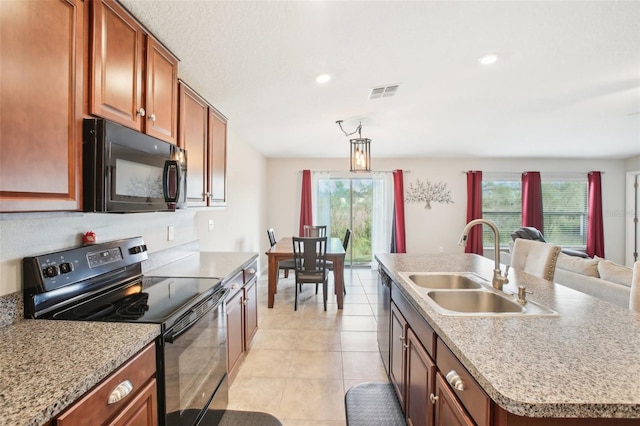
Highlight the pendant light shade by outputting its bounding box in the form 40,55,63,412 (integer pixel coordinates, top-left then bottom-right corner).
350,137,371,172
337,120,372,172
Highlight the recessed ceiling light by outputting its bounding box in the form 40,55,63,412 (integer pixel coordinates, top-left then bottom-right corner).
478,54,499,65
316,74,331,83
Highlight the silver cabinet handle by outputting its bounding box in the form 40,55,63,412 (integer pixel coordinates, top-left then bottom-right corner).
148,113,156,122
446,370,466,391
231,283,239,290
108,380,133,404
429,393,439,404
247,268,256,274
137,107,146,117
399,334,405,341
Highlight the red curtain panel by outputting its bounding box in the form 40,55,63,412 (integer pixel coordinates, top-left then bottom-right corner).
587,171,605,258
393,169,407,253
466,171,483,255
522,171,544,233
299,170,313,237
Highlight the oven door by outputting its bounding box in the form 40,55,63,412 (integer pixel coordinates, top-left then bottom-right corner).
161,288,229,426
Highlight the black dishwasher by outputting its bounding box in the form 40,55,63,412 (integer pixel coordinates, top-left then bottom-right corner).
377,266,392,376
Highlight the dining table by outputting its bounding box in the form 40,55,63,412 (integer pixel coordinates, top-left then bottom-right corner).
266,236,346,308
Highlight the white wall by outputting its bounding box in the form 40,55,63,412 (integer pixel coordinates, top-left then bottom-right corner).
0,129,267,298
267,157,628,263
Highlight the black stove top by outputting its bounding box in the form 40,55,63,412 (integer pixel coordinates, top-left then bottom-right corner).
23,237,222,329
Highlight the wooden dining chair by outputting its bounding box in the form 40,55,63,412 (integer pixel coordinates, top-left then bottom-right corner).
303,225,327,237
327,229,352,295
292,236,329,311
267,228,295,278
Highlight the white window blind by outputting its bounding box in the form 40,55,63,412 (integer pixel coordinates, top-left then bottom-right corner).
482,173,588,249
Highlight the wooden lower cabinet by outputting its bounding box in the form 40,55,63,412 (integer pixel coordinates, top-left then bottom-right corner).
390,302,437,426
244,278,258,344
226,288,245,377
56,343,157,426
406,328,436,426
434,372,474,426
225,259,259,380
390,302,408,409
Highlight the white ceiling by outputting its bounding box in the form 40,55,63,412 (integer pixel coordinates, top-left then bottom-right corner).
120,0,640,160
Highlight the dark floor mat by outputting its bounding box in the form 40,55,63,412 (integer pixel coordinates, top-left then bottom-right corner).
168,409,283,426
345,382,406,426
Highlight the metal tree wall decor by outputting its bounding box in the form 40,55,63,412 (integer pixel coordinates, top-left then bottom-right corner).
405,179,454,209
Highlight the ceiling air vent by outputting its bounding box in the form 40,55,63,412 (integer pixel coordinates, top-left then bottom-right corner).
369,84,399,100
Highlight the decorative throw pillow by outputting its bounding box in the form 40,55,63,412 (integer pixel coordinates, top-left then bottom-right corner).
597,260,633,287
556,252,600,277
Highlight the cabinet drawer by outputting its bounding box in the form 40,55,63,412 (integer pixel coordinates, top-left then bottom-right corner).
436,338,491,426
243,260,258,283
56,343,156,425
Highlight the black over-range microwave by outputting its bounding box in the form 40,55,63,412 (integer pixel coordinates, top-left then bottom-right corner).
83,118,187,213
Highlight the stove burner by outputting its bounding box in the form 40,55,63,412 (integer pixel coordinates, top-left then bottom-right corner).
74,303,116,320
115,293,150,319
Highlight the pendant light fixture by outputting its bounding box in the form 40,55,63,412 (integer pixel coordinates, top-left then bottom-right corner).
336,120,371,172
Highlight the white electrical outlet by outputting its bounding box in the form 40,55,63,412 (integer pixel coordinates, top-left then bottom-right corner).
208,219,214,231
168,225,174,241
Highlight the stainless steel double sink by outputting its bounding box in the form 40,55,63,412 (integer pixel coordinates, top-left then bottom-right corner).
398,272,557,317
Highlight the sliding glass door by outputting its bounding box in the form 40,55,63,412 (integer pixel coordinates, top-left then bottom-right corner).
314,173,393,267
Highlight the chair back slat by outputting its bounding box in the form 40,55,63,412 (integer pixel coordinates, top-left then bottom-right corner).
303,225,327,237
293,236,327,277
343,229,352,251
267,228,277,247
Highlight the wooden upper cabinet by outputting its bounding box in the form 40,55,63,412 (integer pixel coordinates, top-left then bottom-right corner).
178,81,228,207
90,0,178,144
0,0,84,212
178,82,209,206
145,37,178,143
208,107,227,206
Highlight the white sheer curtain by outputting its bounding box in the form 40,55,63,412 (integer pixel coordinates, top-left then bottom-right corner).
312,172,331,235
371,171,394,265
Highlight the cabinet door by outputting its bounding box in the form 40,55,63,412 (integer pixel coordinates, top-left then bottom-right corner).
91,0,144,130
226,289,245,377
145,36,178,144
390,303,408,409
0,0,83,212
434,373,474,426
244,278,258,345
406,328,435,426
108,379,158,426
178,82,208,206
207,107,227,206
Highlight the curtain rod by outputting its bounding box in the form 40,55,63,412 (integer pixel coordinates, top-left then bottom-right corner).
299,170,411,174
461,171,604,175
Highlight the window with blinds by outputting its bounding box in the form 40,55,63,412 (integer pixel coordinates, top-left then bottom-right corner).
482,174,588,249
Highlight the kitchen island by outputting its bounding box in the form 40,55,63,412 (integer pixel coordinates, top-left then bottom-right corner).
376,253,640,424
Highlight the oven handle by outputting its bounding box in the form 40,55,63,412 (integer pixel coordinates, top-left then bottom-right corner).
164,288,229,344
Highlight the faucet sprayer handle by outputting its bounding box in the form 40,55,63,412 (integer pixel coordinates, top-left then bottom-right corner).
504,265,510,276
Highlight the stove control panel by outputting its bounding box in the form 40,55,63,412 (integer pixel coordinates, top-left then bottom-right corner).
23,236,149,295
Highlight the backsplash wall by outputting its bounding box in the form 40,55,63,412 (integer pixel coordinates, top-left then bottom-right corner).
0,209,199,296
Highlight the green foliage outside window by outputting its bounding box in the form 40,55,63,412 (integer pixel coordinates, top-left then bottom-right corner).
482,177,587,249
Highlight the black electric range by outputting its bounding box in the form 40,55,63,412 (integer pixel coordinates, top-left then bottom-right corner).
23,237,228,426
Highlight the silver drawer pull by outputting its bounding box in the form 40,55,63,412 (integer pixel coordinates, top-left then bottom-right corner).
108,380,133,404
231,283,239,289
247,268,256,274
429,393,439,404
446,370,466,391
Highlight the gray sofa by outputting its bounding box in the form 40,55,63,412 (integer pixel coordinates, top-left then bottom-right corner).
553,253,632,309
502,251,633,309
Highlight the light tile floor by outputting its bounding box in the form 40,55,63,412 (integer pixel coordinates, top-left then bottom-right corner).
227,268,389,426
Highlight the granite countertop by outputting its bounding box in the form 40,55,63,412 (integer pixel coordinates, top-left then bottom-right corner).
375,253,640,419
145,251,258,283
0,320,160,426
